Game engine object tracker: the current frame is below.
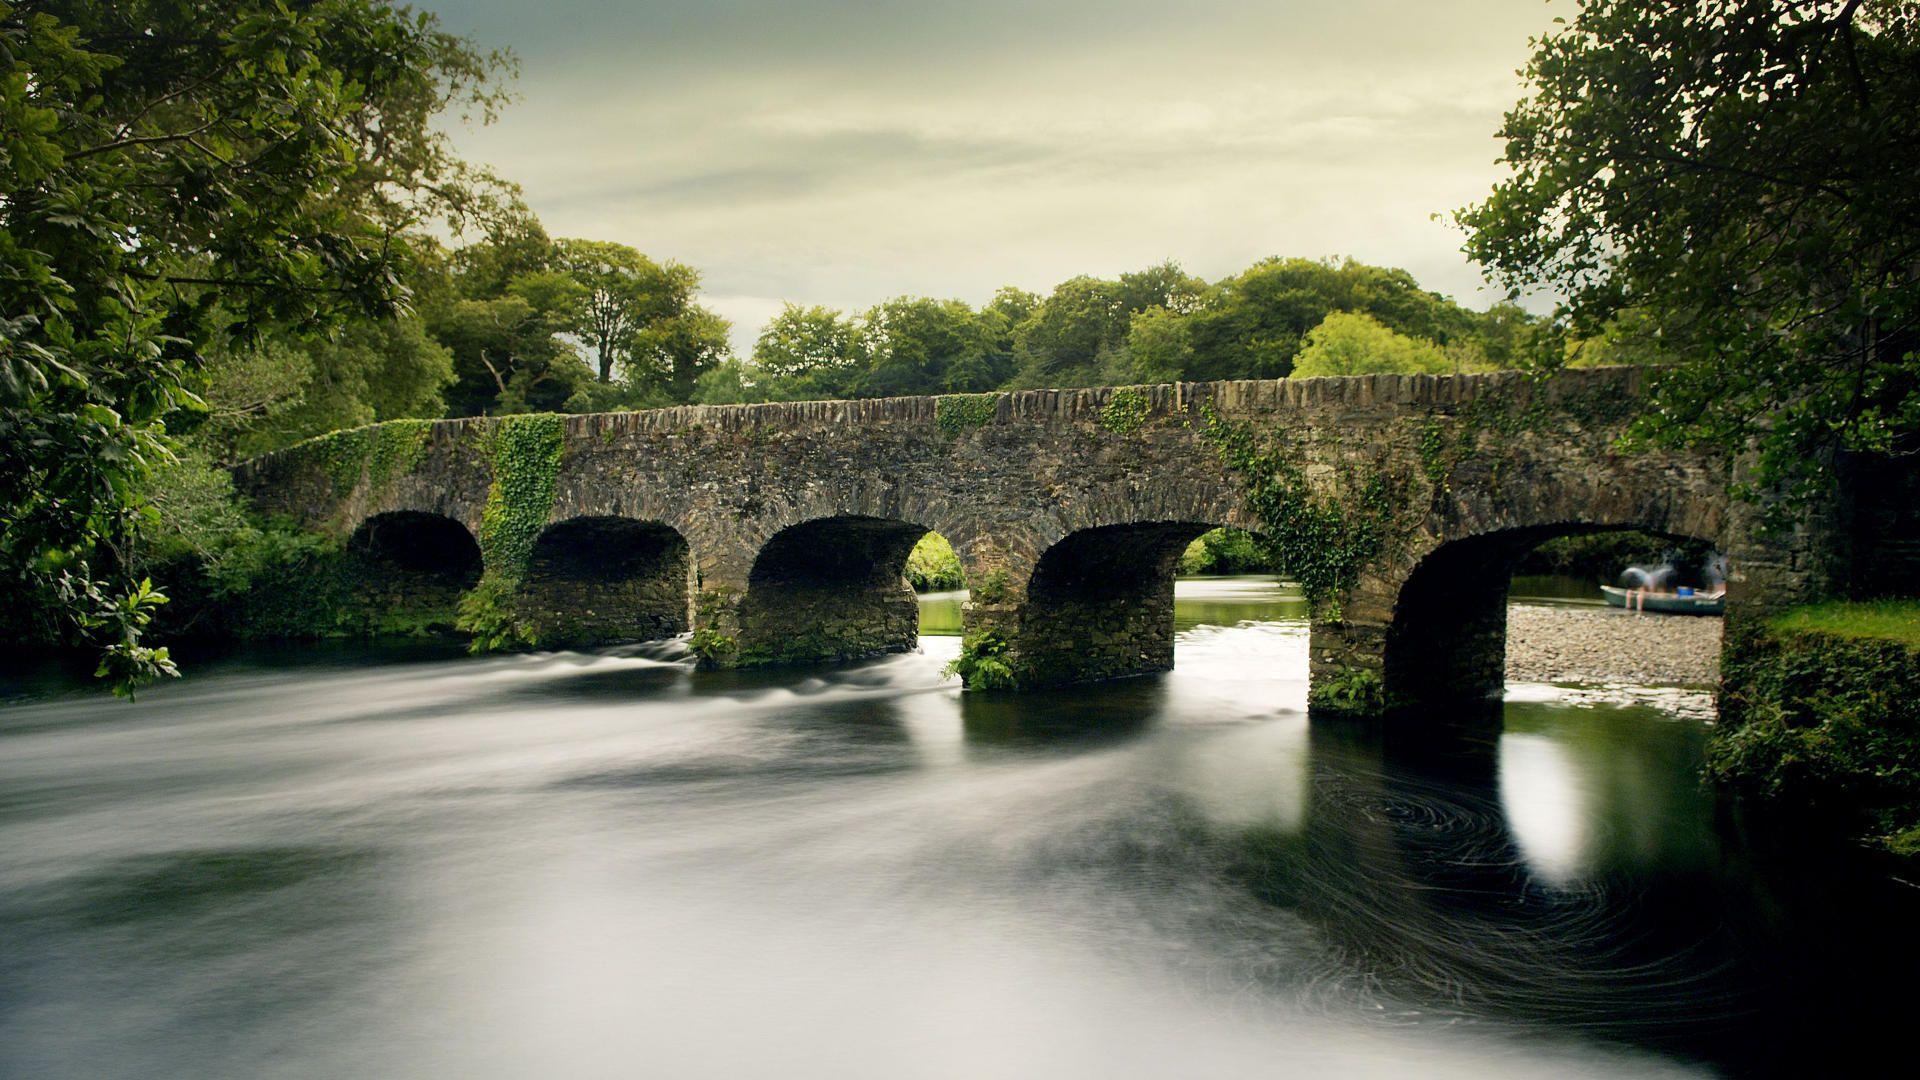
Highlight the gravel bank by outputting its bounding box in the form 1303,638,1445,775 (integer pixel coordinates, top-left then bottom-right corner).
1504,603,1723,687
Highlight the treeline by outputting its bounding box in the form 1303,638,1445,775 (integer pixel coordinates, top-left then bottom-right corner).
209,239,1550,464
199,226,1559,466
699,257,1543,406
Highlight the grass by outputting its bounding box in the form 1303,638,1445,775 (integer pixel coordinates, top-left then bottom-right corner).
1768,599,1920,646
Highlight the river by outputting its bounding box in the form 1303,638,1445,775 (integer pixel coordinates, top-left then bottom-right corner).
1,578,1913,1078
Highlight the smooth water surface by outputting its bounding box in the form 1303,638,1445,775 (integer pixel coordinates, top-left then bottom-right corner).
1,579,1912,1079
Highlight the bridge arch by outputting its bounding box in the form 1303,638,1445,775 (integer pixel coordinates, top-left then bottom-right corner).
733,514,941,666
1000,521,1226,687
1373,515,1725,711
345,511,483,632
512,516,694,649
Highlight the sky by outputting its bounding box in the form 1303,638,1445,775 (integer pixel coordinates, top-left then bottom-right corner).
428,0,1564,352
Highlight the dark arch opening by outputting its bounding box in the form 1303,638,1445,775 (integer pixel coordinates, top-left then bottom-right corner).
1018,521,1215,686
1383,524,1720,709
349,511,483,586
737,516,931,665
518,516,692,648
345,512,483,635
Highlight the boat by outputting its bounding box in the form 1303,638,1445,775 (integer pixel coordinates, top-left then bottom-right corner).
1601,585,1725,616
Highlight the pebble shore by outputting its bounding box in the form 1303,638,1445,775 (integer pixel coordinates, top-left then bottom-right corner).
1504,603,1723,688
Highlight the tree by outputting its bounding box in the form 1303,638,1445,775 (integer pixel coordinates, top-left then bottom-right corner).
433,272,591,416
1176,257,1476,382
556,239,700,385
753,303,860,395
1119,307,1195,384
857,297,994,398
0,0,513,692
631,303,732,404
1292,312,1449,377
201,315,455,460
1459,0,1920,505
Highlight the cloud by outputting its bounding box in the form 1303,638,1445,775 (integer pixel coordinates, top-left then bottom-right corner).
430,0,1562,352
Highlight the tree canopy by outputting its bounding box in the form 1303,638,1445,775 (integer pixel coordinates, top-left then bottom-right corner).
1292,312,1450,378
1459,0,1920,504
0,0,513,691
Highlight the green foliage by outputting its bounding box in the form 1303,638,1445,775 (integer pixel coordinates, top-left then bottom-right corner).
1198,405,1410,620
1307,665,1385,716
1163,257,1492,383
1291,311,1449,378
687,627,738,665
1711,616,1920,854
685,587,740,666
755,304,860,381
426,221,734,415
1179,527,1275,575
1013,263,1205,387
0,0,512,694
936,394,998,437
1099,388,1152,435
455,575,532,654
970,568,1011,605
944,631,1018,690
200,316,456,460
905,533,965,592
475,414,565,575
299,419,435,498
1459,0,1920,512
556,239,723,393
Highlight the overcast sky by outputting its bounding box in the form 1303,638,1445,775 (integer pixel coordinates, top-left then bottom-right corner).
429,0,1561,351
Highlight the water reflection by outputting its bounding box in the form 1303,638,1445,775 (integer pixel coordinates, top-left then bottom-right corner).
0,582,1913,1078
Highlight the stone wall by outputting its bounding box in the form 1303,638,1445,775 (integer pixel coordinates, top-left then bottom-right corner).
232,368,1831,709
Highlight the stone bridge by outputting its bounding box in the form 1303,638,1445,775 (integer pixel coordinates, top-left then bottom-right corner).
232,367,1829,712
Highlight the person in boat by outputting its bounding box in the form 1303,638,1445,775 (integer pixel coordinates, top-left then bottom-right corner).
1604,546,1726,613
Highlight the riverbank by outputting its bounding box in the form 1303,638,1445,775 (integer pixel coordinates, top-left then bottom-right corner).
1710,601,1920,857
1503,603,1722,687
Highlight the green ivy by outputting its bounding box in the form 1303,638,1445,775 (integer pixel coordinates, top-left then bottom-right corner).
459,413,566,652
936,394,998,437
367,420,433,491
1099,388,1151,435
1198,404,1410,621
300,420,434,498
944,630,1017,690
475,415,565,574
